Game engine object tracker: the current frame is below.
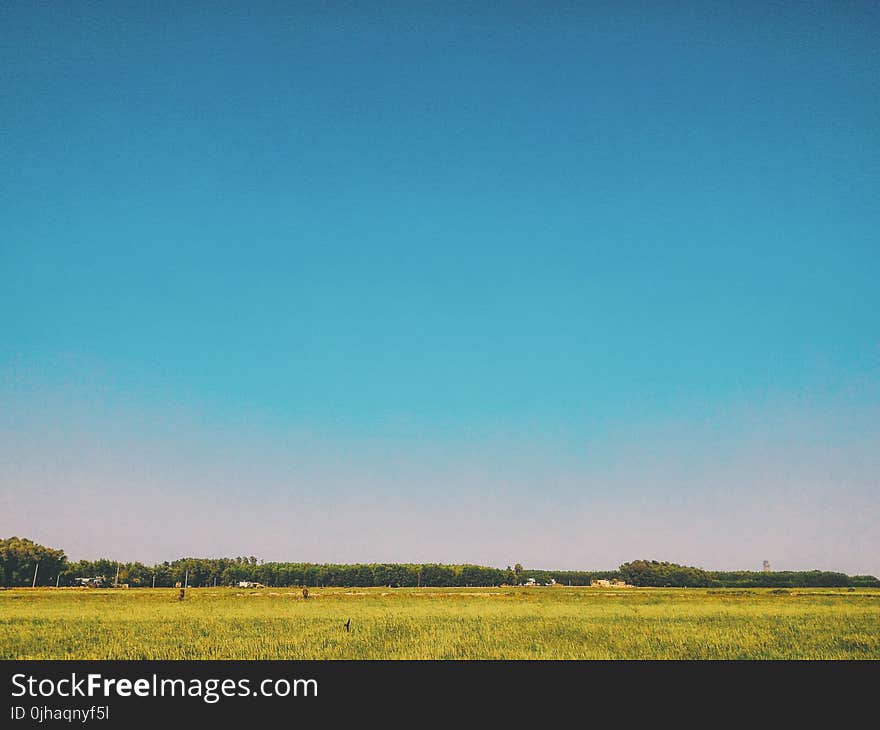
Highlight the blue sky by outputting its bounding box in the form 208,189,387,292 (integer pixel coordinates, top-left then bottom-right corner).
2,2,878,573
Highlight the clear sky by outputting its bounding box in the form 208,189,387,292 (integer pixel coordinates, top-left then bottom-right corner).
2,2,878,574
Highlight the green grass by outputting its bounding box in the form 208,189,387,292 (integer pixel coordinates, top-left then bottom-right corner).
1,586,878,659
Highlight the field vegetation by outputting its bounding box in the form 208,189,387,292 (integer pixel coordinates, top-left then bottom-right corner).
1,586,878,660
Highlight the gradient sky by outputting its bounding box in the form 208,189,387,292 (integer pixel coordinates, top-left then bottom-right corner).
2,2,878,574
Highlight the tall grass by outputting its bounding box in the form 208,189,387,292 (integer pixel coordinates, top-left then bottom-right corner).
1,587,877,659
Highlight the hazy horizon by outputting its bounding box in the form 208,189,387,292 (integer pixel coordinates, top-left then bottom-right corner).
2,4,878,576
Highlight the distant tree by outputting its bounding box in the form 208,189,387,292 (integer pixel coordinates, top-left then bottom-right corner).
0,537,67,587
619,560,714,587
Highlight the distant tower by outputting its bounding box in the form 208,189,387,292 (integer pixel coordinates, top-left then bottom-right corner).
762,560,771,573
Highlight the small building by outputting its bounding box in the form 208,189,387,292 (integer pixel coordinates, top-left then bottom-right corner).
75,577,105,588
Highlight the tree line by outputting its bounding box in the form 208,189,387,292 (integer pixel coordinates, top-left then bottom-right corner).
2,537,877,588
617,560,880,588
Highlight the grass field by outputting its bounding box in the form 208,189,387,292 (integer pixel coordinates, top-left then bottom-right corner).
1,586,878,659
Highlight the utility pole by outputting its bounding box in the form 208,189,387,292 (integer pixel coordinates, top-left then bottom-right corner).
184,570,189,589
114,563,120,588
152,574,156,589
32,562,39,588
56,574,61,588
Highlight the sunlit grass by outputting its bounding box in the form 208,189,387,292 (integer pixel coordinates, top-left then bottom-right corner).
1,586,877,659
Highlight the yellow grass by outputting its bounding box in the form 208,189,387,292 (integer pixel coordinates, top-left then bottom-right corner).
1,586,878,659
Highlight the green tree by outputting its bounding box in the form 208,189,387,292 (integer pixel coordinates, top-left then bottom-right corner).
0,536,67,587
